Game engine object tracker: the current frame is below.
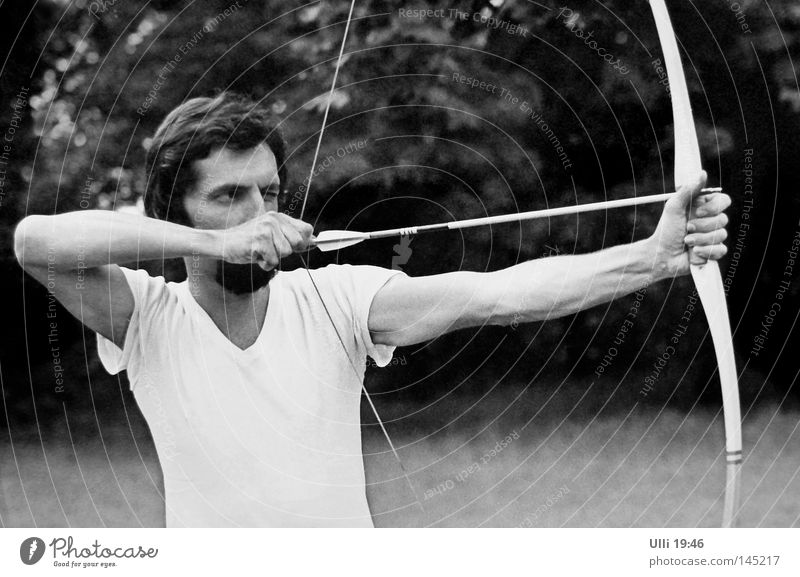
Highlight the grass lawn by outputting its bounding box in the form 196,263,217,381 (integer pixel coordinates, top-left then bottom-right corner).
2,405,798,528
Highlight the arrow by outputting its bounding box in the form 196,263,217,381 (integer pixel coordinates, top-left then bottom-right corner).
313,188,722,252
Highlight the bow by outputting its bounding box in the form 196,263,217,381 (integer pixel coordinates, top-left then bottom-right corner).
648,0,742,527
297,0,424,512
295,0,742,526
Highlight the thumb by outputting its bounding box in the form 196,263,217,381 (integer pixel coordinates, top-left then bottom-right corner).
664,170,708,216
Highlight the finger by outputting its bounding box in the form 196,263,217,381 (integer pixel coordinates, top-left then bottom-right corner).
273,214,307,250
252,234,281,270
277,213,314,244
297,221,314,243
281,226,309,251
269,226,293,259
251,233,279,269
685,228,728,247
692,192,731,217
692,244,728,261
687,213,728,234
256,246,280,270
665,170,707,214
256,257,274,271
253,246,278,271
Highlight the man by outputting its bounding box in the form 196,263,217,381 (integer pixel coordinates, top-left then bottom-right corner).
14,91,730,527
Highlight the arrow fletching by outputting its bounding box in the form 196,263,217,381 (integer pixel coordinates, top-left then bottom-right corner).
313,230,369,252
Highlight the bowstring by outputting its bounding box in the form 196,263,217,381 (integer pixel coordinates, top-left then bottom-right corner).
299,0,356,222
297,0,423,512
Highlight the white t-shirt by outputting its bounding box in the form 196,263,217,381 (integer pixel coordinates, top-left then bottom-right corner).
96,264,402,527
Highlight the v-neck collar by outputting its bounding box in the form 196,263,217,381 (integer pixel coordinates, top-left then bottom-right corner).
176,273,282,356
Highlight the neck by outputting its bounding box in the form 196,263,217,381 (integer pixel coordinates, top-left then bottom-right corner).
191,275,270,310
186,264,272,347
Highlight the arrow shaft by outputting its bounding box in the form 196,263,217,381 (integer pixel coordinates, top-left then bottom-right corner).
447,191,678,230
369,192,680,239
316,188,721,247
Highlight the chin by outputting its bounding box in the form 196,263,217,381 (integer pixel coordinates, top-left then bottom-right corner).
215,261,276,295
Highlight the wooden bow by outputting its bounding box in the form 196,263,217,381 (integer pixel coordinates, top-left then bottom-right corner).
649,0,742,527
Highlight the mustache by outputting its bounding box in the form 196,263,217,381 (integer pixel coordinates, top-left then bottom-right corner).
215,261,275,294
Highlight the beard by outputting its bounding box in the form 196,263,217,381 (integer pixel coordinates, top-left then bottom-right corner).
215,261,276,295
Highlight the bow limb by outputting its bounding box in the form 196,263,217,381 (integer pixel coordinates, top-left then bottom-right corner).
297,0,423,512
649,0,742,527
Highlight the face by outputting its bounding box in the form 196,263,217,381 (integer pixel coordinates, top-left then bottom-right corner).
185,142,281,229
183,143,282,294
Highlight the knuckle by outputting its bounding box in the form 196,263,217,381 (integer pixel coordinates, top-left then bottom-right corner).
259,220,277,235
296,224,313,240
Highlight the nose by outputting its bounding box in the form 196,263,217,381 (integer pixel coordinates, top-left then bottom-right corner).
242,186,268,216
223,186,267,228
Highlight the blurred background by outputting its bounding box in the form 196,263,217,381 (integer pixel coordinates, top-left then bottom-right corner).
1,0,798,527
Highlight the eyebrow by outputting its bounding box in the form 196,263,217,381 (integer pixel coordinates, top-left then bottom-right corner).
206,179,281,197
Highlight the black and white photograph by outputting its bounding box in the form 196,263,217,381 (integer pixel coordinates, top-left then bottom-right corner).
1,0,798,567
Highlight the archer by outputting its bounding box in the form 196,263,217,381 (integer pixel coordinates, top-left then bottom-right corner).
14,91,730,527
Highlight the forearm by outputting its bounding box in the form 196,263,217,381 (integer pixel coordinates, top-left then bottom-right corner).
14,211,218,270
487,237,670,324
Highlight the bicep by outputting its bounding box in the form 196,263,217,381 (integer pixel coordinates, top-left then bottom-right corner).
24,264,134,348
368,271,500,347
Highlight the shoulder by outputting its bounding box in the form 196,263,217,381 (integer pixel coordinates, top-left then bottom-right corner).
278,264,402,292
119,266,186,312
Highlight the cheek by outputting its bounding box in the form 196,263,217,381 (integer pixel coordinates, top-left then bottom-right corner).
184,199,237,230
182,199,207,228
222,199,273,227
188,206,224,229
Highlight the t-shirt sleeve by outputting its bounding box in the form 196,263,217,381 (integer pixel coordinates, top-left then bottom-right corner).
324,264,405,368
95,267,168,383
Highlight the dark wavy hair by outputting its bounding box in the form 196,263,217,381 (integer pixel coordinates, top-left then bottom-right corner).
144,92,288,226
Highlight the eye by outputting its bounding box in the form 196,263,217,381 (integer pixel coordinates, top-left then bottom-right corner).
261,186,280,199
217,186,240,201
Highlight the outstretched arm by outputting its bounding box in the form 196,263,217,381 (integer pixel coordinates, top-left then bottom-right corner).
369,173,730,347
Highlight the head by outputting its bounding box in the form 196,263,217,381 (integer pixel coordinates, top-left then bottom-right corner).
144,91,288,293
